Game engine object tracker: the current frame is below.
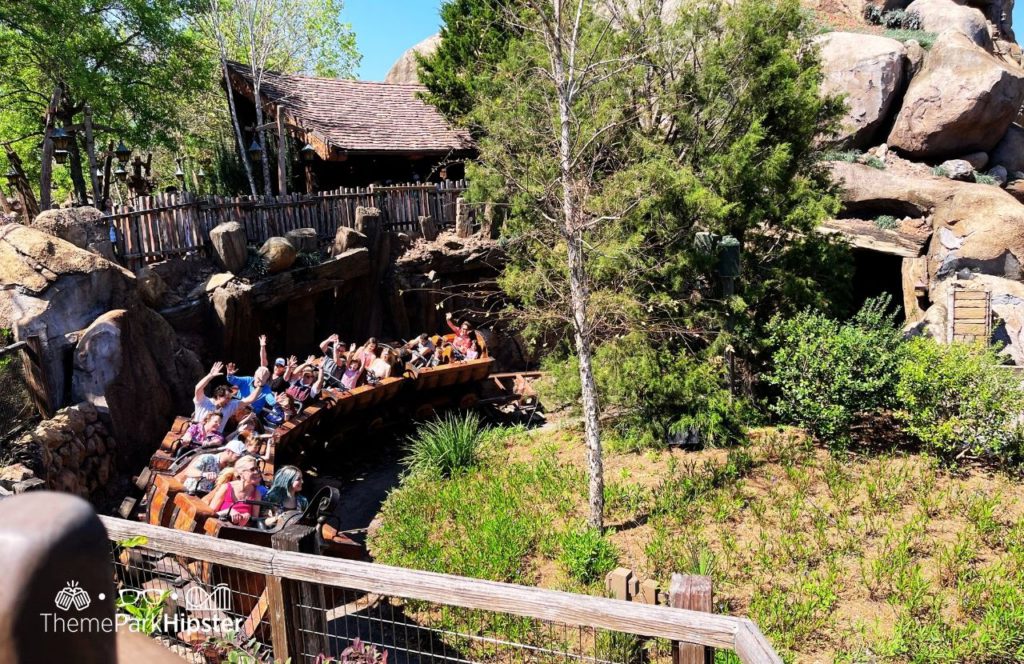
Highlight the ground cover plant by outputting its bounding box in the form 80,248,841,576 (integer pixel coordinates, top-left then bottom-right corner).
371,420,1024,663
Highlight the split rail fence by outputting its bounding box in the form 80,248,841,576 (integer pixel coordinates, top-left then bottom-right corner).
102,181,468,270
101,516,781,664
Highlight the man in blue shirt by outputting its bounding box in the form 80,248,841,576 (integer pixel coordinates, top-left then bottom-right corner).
226,364,275,412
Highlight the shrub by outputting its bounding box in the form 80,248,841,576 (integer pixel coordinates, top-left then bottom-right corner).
864,4,883,24
895,338,1024,462
885,30,937,48
874,215,898,230
883,9,907,28
403,412,484,477
974,172,999,186
559,527,619,584
931,165,950,178
765,296,904,445
901,10,922,30
864,156,886,170
819,149,861,163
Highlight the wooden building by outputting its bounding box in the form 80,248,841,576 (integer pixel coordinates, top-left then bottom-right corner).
225,62,474,191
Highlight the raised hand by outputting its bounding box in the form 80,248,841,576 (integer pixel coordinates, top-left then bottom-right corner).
226,362,238,376
304,354,316,365
209,361,224,376
288,355,298,367
259,334,267,346
445,312,452,320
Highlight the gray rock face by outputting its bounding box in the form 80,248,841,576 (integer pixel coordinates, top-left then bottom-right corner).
905,0,992,47
940,158,975,180
209,221,248,274
815,33,907,147
284,227,318,254
988,165,1009,185
960,151,989,169
991,123,1024,173
32,206,116,262
258,236,297,274
384,34,441,84
887,31,1024,159
135,266,168,308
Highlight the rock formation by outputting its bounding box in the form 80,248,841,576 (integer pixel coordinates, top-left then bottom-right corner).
209,221,248,273
905,0,992,47
816,33,906,147
887,31,1024,158
384,34,441,84
31,206,116,262
259,236,298,274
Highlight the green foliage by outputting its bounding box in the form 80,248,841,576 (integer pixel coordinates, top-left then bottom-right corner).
295,251,323,269
974,172,999,185
540,334,746,449
116,589,168,636
819,149,861,163
416,0,520,124
874,215,898,230
864,156,886,169
403,412,486,477
558,527,619,585
765,296,904,445
865,6,923,29
884,30,937,48
895,338,1024,462
932,165,950,178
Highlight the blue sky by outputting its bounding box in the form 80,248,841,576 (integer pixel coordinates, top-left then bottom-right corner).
345,0,443,81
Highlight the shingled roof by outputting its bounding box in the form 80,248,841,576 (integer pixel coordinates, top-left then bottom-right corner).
226,62,473,158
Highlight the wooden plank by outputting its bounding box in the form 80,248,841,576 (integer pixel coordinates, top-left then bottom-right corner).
670,574,714,664
953,323,988,336
954,290,989,301
734,620,783,664
98,516,741,650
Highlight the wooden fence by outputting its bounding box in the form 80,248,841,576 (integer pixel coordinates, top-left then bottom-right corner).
100,516,781,664
103,180,467,270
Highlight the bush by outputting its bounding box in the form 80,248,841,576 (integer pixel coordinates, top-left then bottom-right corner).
974,172,999,186
931,165,950,178
864,156,886,170
885,30,937,48
403,412,485,477
540,334,746,450
874,215,898,230
765,296,904,445
864,4,883,24
895,338,1024,462
819,149,862,163
559,527,619,584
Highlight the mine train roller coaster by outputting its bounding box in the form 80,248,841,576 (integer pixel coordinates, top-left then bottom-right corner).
113,333,505,647
131,331,496,534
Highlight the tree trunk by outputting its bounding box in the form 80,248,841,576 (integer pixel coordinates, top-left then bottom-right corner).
253,85,273,196
277,106,288,195
222,57,258,196
83,104,101,206
39,86,62,211
551,13,604,530
66,118,89,205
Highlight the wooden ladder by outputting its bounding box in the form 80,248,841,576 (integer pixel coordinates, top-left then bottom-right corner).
948,287,992,343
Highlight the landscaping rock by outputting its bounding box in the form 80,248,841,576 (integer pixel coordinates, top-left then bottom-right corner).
904,0,991,48
887,31,1024,159
332,226,368,256
135,265,168,308
284,227,318,254
988,165,1009,185
258,237,297,274
208,221,248,273
31,206,116,262
939,158,975,180
815,32,906,147
991,123,1024,173
0,464,35,484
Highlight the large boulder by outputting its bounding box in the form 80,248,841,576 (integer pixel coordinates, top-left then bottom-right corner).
258,237,297,274
135,265,168,308
284,228,318,255
331,226,368,256
905,0,991,47
208,221,248,273
31,206,115,262
72,306,202,471
814,33,906,148
384,34,441,84
0,225,137,412
991,123,1024,173
887,31,1024,159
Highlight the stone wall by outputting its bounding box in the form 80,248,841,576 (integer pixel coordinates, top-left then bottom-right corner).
2,402,118,500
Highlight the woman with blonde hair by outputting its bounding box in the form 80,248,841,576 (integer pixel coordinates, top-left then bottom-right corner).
203,456,263,527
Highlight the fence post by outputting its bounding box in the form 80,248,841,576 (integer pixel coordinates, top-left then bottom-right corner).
268,524,326,662
455,197,472,238
669,574,714,664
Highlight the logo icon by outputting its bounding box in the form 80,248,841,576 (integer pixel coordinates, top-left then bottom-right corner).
54,581,91,612
184,584,232,612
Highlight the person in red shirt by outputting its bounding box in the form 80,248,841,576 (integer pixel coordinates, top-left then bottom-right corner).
446,313,475,359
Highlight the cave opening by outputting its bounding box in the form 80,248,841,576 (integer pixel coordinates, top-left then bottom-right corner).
851,248,907,321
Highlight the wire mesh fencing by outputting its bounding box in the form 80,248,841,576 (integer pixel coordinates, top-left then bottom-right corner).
0,340,40,451
110,539,679,664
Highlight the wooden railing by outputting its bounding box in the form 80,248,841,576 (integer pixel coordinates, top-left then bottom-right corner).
100,516,781,664
103,180,467,269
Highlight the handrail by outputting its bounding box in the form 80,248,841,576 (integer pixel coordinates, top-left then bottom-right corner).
99,516,781,663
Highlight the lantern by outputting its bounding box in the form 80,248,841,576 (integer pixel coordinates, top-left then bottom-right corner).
115,141,131,164
51,127,72,151
114,165,127,182
53,149,69,165
300,143,317,163
717,235,741,279
247,140,263,161
175,165,185,183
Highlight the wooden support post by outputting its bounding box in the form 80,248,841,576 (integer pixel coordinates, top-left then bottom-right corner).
0,182,13,216
83,104,100,206
268,524,325,662
418,215,438,241
455,196,472,238
101,140,113,209
670,574,714,664
39,86,61,212
5,149,40,222
483,202,501,239
277,107,288,195
20,336,53,419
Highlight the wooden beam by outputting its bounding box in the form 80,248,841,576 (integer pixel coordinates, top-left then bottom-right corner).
816,219,928,257
84,104,101,206
277,106,288,195
670,574,714,664
99,516,746,652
